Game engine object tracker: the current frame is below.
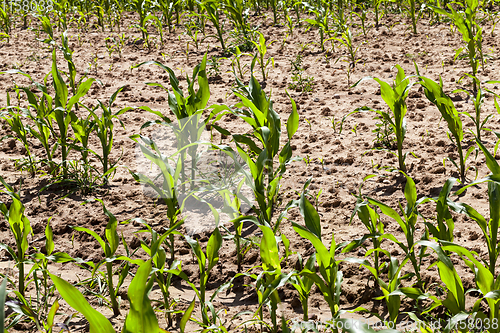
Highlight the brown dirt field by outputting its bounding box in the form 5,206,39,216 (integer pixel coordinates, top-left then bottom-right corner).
0,10,499,332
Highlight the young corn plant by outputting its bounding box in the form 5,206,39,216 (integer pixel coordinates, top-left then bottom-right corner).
349,253,412,327
88,87,131,183
410,241,468,325
251,32,275,81
129,134,185,265
418,75,477,183
430,0,483,93
69,109,98,190
158,0,177,33
292,193,344,323
451,139,500,277
71,200,124,316
213,77,299,232
353,3,371,37
352,65,414,172
19,220,78,332
131,217,184,326
0,176,32,298
49,50,95,180
230,46,252,80
224,0,250,39
303,3,333,52
334,27,364,86
353,173,430,286
184,228,223,327
406,0,418,34
1,94,37,175
251,225,294,333
345,191,385,286
132,54,210,192
208,159,252,273
425,177,456,244
4,59,92,179
454,86,492,143
203,0,227,51
0,6,11,41
290,254,315,321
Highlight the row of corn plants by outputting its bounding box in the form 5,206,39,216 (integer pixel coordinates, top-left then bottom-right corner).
2,0,496,57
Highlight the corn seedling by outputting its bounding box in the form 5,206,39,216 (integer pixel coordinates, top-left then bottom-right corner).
303,155,311,168
353,173,431,287
334,27,364,72
71,200,124,316
250,32,275,81
454,86,492,143
348,253,412,327
132,54,210,192
184,228,223,326
346,190,385,287
230,46,251,80
453,139,500,277
88,87,130,183
303,3,334,52
132,217,184,326
9,74,56,174
129,133,186,265
290,254,315,321
213,77,299,232
430,0,483,93
203,0,227,50
352,65,414,172
353,3,371,37
1,94,37,175
292,193,344,323
330,115,346,134
0,176,32,298
158,0,177,33
250,225,294,333
224,0,250,39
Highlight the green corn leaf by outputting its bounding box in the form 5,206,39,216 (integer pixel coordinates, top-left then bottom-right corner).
66,78,95,111
402,172,416,209
292,223,330,268
51,50,68,108
441,241,493,295
259,225,280,273
417,240,465,313
47,299,59,330
180,297,196,333
97,200,119,256
286,92,299,140
207,228,222,272
365,197,407,235
49,273,115,333
72,226,106,252
476,138,500,174
298,194,321,240
185,235,206,273
45,218,54,256
123,260,159,333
